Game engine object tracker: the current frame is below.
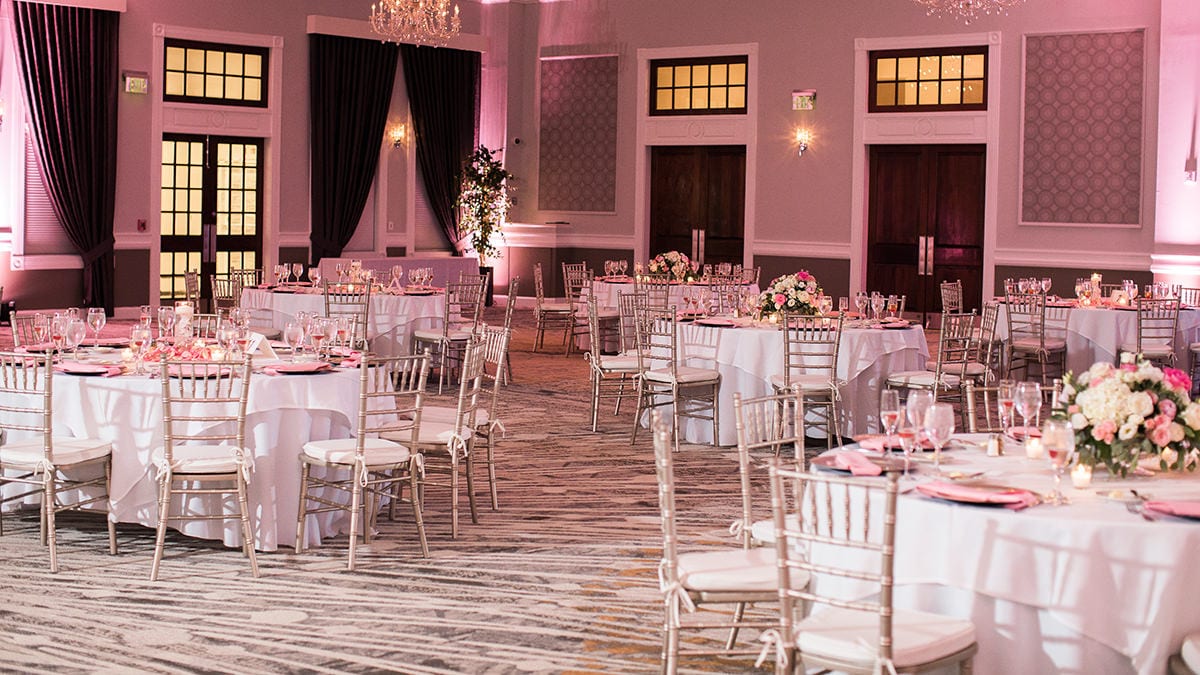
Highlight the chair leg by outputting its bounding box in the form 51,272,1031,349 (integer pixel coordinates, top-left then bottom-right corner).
235,473,260,578
711,384,720,448
725,601,746,649
464,449,479,525
631,383,647,446
591,370,603,432
486,435,499,511
43,473,58,573
662,616,680,675
450,455,460,538
150,473,172,581
408,462,429,557
295,462,311,553
347,464,363,571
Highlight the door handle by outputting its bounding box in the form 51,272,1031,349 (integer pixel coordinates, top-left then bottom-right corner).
917,236,927,277
926,236,935,276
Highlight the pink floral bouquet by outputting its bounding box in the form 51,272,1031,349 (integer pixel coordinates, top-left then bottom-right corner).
1060,354,1200,475
647,250,692,282
758,271,820,316
143,339,213,362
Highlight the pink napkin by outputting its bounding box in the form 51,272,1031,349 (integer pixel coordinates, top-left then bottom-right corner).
1007,426,1042,440
834,450,883,476
857,435,934,452
1143,500,1200,519
264,362,332,376
916,481,1040,510
54,361,123,377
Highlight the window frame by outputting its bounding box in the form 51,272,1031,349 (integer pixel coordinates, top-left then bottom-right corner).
648,54,749,117
162,37,270,108
868,45,988,113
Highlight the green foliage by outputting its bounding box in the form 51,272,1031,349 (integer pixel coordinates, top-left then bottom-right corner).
455,145,513,264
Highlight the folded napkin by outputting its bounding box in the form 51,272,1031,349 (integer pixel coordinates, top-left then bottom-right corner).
916,481,1040,510
1007,426,1042,441
834,450,883,476
1143,500,1200,519
264,361,332,376
857,435,934,452
54,361,123,377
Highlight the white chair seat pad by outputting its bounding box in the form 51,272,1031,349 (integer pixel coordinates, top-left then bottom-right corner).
924,360,990,378
301,437,411,466
539,302,572,313
412,327,472,342
886,370,961,389
644,366,721,385
0,437,112,469
1120,341,1173,356
422,405,492,427
1010,337,1066,351
153,444,248,474
794,606,976,669
678,547,808,593
598,354,641,371
417,420,474,445
1181,633,1200,673
770,373,836,392
596,307,620,319
750,515,798,545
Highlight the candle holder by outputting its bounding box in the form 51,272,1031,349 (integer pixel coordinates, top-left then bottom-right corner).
1071,462,1093,489
1025,437,1045,459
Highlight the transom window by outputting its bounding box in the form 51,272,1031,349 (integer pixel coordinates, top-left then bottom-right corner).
869,46,987,112
164,38,268,107
650,55,748,116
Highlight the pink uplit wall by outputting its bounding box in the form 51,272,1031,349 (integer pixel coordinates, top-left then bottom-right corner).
1151,0,1200,286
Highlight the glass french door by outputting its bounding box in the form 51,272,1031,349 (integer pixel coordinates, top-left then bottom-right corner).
160,134,263,304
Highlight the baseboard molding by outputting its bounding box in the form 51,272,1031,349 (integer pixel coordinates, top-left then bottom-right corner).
993,247,1151,270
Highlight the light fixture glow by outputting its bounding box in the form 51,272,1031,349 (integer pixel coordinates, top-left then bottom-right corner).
370,0,461,46
390,123,407,148
795,128,812,158
911,0,1025,24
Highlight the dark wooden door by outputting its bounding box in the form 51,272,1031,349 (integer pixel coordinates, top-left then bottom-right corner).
650,145,745,265
867,144,985,319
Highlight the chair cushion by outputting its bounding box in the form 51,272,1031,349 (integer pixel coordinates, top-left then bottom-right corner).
1189,342,1200,353
597,354,640,371
153,444,247,474
1120,342,1174,357
1182,633,1200,673
678,547,808,593
1010,338,1066,352
770,373,836,392
750,515,798,545
301,437,412,466
539,301,571,313
596,307,620,319
412,327,473,341
416,420,474,445
0,437,112,469
421,405,491,427
886,370,961,389
644,366,721,385
794,606,976,669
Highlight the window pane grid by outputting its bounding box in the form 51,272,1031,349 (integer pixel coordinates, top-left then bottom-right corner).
164,39,268,107
650,55,749,116
870,47,987,112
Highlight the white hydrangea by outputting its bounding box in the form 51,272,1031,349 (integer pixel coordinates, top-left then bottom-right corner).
1124,390,1155,419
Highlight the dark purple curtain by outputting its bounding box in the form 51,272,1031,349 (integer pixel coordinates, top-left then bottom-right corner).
13,2,118,313
309,35,399,263
401,45,480,254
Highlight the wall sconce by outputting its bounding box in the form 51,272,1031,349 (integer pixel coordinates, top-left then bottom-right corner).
794,128,812,158
1186,157,1198,184
389,123,407,149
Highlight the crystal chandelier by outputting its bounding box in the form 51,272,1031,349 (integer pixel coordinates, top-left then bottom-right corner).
370,0,461,46
911,0,1025,24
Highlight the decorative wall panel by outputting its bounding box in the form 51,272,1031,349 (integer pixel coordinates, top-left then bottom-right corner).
538,56,617,212
1021,30,1144,226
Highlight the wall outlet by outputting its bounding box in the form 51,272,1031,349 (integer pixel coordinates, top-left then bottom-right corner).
387,220,395,232
137,218,147,232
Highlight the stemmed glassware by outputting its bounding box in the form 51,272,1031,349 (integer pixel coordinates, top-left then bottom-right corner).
870,292,885,321
1014,381,1043,437
1041,277,1052,294
391,264,404,290
879,389,902,450
1042,418,1076,505
129,324,152,375
996,379,1016,435
906,389,934,435
31,313,50,346
922,402,956,472
854,292,868,318
292,263,304,284
886,294,899,319
65,319,87,359
157,306,176,343
309,318,329,357
139,305,153,327
619,260,628,276
283,322,305,362
86,307,106,348
50,315,67,355
309,266,322,288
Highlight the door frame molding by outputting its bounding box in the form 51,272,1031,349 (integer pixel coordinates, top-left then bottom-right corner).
635,43,758,268
851,32,1001,302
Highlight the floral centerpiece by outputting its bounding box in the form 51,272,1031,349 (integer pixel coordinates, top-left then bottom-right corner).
1060,354,1200,475
758,271,821,316
647,250,692,282
142,339,214,362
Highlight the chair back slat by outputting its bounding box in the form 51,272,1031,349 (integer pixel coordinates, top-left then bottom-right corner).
780,314,842,388
940,279,963,313
356,351,430,446
159,356,253,464
0,351,52,446
323,280,373,349
633,304,679,377
732,389,805,548
1136,297,1180,357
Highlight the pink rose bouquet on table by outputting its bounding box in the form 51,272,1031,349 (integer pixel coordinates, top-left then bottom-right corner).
1060,353,1200,475
142,339,213,362
647,250,692,282
758,271,821,316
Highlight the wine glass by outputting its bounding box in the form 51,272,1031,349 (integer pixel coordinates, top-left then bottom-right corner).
31,313,50,346
818,295,834,316
215,322,237,355
234,325,252,358
65,319,87,359
838,296,849,315
854,292,868,317
1041,277,1052,294
897,426,918,476
292,263,304,284
139,305,153,327
922,403,956,471
870,293,885,321
334,262,346,282
996,379,1016,434
157,306,176,342
879,389,902,449
391,264,404,290
129,324,152,375
309,318,328,357
619,260,628,276
283,322,305,362
86,307,106,348
906,389,935,434
1042,418,1075,505
309,266,322,288
50,315,66,355
1014,381,1042,439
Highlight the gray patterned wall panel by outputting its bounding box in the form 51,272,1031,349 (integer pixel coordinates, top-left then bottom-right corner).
538,56,618,213
1021,30,1144,226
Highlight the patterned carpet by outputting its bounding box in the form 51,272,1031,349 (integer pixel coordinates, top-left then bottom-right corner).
0,307,773,674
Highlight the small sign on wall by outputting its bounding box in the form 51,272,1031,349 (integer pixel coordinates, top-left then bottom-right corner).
123,71,149,95
792,89,816,110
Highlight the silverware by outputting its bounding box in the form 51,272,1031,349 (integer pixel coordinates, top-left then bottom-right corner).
1125,500,1159,521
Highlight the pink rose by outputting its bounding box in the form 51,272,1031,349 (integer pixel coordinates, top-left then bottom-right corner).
1165,368,1192,393
1121,362,1137,372
797,271,812,281
1068,404,1080,414
1159,399,1178,419
1150,424,1172,447
774,293,786,306
1091,420,1117,444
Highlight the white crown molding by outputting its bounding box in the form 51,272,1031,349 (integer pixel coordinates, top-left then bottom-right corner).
752,239,852,261
115,232,155,250
993,247,1151,270
278,232,311,248
9,254,81,271
306,14,488,52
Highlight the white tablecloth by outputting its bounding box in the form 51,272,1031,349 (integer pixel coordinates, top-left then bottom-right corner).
241,288,444,357
317,256,478,289
671,320,928,445
995,303,1200,375
592,279,760,310
792,441,1200,674
2,367,365,551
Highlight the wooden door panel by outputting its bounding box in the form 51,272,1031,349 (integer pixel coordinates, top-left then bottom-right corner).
650,145,745,265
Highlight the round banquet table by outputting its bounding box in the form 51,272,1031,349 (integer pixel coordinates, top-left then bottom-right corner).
241,287,444,357
591,278,760,310
669,318,929,445
756,439,1200,674
1,362,367,552
994,301,1200,375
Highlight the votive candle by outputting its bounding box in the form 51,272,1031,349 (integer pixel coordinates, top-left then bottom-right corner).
1025,437,1044,459
1071,463,1093,489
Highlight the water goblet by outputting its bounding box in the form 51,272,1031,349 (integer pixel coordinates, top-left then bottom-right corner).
309,266,322,287
334,262,346,282
854,292,868,317
906,389,935,435
879,389,902,448
157,306,176,342
1041,277,1052,294
870,293,885,321
391,264,404,289
922,402,956,472
283,322,305,362
1042,418,1075,505
86,308,106,348
129,325,152,375
66,319,87,359
32,313,50,345
292,263,304,284
1014,381,1042,437
997,379,1016,434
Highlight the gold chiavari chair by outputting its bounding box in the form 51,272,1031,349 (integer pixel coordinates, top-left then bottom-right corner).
1120,297,1181,367
1005,290,1066,384
533,262,572,353
631,305,721,451
773,313,844,449
412,280,482,393
585,292,641,432
323,279,373,351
